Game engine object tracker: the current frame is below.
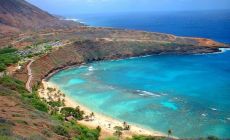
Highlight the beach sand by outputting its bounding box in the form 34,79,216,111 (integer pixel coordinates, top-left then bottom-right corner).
38,80,167,139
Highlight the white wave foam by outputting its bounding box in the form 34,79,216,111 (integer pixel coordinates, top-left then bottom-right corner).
63,18,86,24
88,66,94,71
194,47,230,56
201,113,207,117
110,54,152,62
136,90,161,97
107,85,114,90
65,18,79,22
210,107,218,111
219,47,230,53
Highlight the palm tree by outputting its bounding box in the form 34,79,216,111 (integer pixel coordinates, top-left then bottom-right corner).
123,122,127,127
168,129,172,138
90,112,95,120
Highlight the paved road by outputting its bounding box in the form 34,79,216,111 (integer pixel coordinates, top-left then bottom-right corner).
26,59,34,92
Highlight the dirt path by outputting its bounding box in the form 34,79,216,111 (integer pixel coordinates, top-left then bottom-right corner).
26,59,34,92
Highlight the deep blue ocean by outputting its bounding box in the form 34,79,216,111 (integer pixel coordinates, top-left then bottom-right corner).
74,10,230,43
51,11,230,138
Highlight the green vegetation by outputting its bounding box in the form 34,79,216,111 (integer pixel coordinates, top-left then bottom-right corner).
0,75,27,94
0,76,100,140
48,100,63,107
104,136,119,140
0,75,49,112
113,126,123,138
21,91,49,112
67,121,100,140
0,47,20,72
0,136,14,140
53,125,69,137
60,106,84,120
206,136,220,140
123,121,130,130
168,129,172,138
41,129,52,137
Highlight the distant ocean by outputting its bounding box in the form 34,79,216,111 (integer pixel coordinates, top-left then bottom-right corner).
67,10,230,43
51,10,230,138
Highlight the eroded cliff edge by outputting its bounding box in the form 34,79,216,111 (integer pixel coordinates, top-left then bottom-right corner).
25,34,225,86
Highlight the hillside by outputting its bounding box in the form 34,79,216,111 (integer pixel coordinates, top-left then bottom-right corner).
0,0,229,139
0,0,81,35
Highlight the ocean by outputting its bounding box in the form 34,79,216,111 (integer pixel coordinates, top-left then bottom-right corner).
50,10,230,138
72,10,230,43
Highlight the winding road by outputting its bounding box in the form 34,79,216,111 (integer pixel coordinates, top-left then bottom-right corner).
26,59,34,92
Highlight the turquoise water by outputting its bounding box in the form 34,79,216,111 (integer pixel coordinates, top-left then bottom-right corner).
49,51,230,138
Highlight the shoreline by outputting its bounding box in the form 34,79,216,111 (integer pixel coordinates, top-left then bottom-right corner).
42,47,229,82
38,80,168,139
36,48,230,139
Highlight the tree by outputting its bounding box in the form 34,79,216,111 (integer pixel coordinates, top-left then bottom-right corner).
60,107,84,120
113,126,123,138
96,126,101,133
123,121,130,130
123,122,127,127
90,112,95,121
168,129,172,138
113,130,122,138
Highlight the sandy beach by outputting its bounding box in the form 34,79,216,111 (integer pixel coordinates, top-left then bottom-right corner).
38,80,167,139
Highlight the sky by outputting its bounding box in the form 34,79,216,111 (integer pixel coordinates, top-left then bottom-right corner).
27,0,230,15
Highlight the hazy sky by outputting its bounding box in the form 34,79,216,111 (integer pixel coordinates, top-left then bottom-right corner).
27,0,230,15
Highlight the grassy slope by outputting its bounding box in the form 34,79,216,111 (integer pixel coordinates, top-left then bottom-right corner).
0,76,100,140
0,47,20,72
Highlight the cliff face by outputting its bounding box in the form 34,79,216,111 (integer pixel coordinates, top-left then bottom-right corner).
28,39,221,85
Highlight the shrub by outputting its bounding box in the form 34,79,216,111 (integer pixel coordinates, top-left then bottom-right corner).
48,101,63,107
0,47,20,72
113,126,123,138
53,125,69,137
207,136,219,140
28,134,47,140
15,120,28,125
96,126,101,133
41,129,52,137
0,76,27,93
65,122,100,140
30,97,49,112
0,136,14,140
0,63,6,71
104,136,119,140
51,114,64,121
113,130,122,138
113,126,123,131
21,92,48,112
60,107,84,120
0,125,12,136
